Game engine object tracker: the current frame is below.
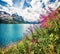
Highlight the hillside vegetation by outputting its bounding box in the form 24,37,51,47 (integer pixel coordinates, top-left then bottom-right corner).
0,6,60,54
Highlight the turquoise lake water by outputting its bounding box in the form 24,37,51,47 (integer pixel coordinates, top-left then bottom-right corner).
0,24,30,47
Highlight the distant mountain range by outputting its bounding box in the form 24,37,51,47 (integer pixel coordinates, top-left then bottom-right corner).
0,11,40,24
0,11,24,23
0,11,12,20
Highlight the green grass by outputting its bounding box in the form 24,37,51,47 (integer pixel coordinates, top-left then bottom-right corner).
0,6,60,54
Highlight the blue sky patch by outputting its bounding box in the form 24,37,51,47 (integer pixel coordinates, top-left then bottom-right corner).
49,0,56,3
0,0,7,6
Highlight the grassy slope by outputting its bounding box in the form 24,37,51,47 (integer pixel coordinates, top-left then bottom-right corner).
0,7,60,54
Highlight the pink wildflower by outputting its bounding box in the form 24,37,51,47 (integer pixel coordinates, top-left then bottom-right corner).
42,19,46,22
55,9,59,14
28,26,33,33
49,12,55,18
40,14,47,19
48,7,53,12
41,22,46,28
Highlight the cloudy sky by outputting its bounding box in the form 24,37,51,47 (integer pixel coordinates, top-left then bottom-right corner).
0,0,60,21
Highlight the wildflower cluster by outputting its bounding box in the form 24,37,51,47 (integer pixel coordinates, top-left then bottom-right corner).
0,7,60,54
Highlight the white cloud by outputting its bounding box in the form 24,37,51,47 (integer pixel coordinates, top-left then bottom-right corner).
0,0,60,21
